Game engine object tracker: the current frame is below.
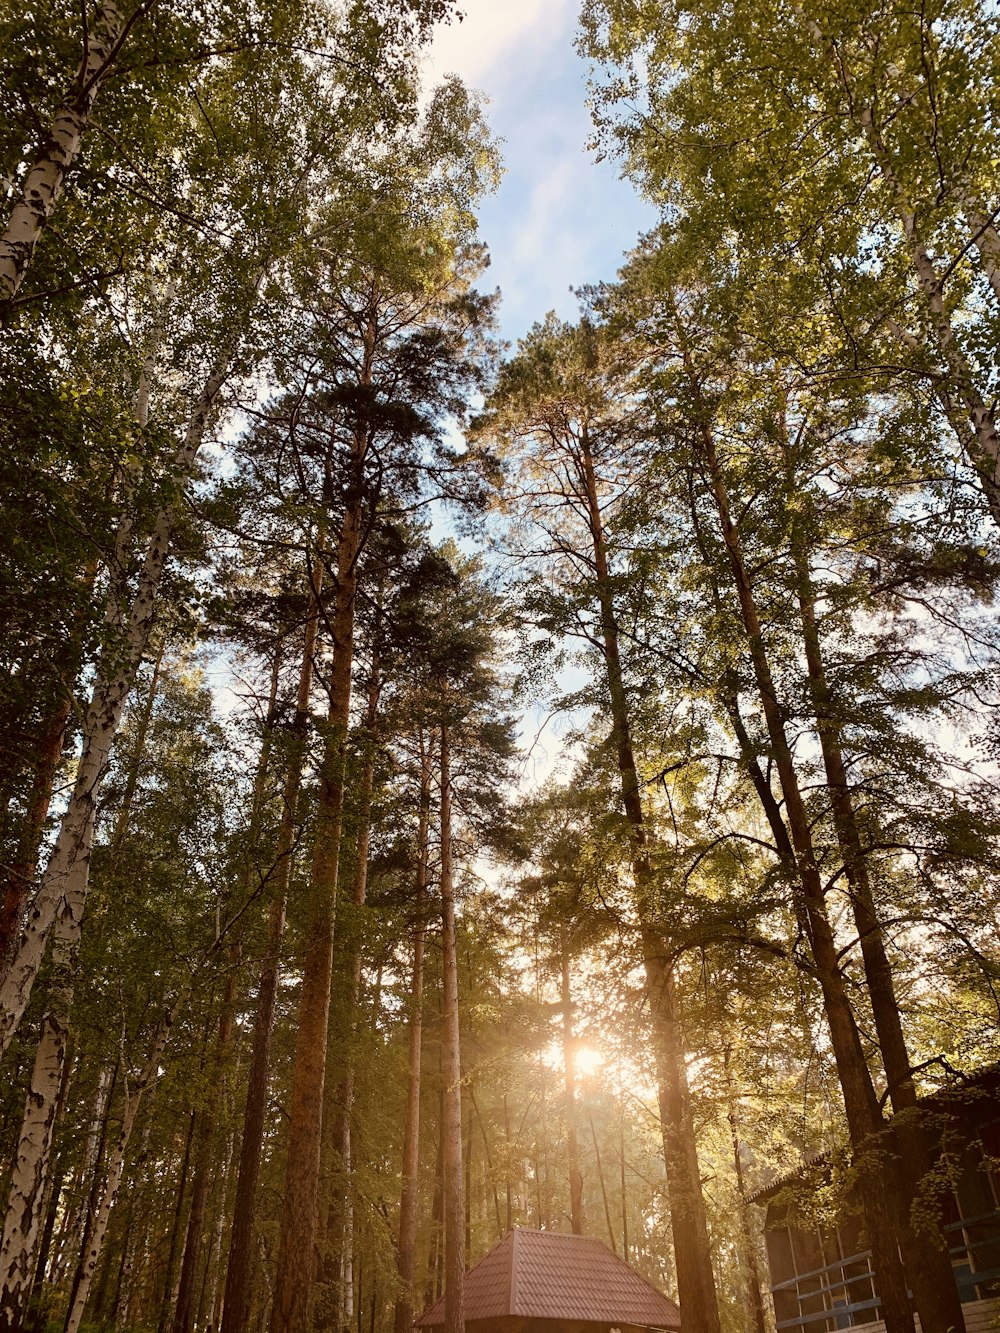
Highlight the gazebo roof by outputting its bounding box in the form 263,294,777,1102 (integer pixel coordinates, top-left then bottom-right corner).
415,1228,681,1330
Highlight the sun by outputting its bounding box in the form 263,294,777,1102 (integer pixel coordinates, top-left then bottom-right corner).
573,1044,605,1078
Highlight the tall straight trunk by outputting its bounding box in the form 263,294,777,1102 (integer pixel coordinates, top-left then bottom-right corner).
200,1125,234,1333
787,491,966,1333
172,649,279,1333
323,652,381,1320
269,392,370,1333
0,908,83,1332
722,1048,767,1333
426,1079,445,1308
0,1034,73,1332
0,0,134,303
0,349,237,1055
439,722,465,1333
222,568,322,1333
63,1011,173,1333
172,964,240,1333
559,928,585,1235
393,739,431,1333
0,634,166,1330
63,1064,118,1322
618,1112,628,1263
576,431,720,1333
688,399,913,1333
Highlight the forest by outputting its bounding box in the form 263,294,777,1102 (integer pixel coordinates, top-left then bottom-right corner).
2,2,1000,1333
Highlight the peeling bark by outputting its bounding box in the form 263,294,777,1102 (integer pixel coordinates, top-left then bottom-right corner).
0,0,135,304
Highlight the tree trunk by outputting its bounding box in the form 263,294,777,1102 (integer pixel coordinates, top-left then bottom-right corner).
0,0,134,303
321,650,381,1324
787,492,966,1333
689,399,914,1333
172,964,240,1333
269,398,369,1333
63,1010,173,1333
560,928,585,1236
393,738,431,1333
577,430,721,1333
439,722,465,1333
0,914,82,1332
0,694,72,968
222,568,322,1333
0,350,236,1055
722,1047,767,1333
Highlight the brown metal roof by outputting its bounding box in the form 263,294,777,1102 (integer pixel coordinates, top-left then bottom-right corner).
415,1229,681,1330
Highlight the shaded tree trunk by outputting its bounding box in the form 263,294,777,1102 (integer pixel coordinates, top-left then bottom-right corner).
560,928,585,1236
786,480,966,1333
394,738,431,1333
0,350,237,1056
172,964,240,1333
439,722,465,1333
688,393,914,1333
222,567,323,1333
63,1010,173,1333
269,346,372,1332
577,429,721,1333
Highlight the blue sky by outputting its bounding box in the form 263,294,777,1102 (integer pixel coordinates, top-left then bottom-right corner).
423,0,656,345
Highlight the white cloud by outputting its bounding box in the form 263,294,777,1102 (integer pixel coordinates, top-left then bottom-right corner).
422,0,576,94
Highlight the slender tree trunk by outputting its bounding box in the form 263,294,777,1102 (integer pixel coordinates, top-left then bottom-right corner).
560,929,585,1236
688,398,913,1333
63,1064,118,1323
439,722,465,1333
0,350,236,1055
722,1048,767,1333
63,1011,173,1333
172,649,279,1333
394,739,431,1333
426,1079,445,1308
618,1111,628,1263
172,964,240,1333
201,1126,234,1333
269,367,371,1333
787,490,966,1333
0,0,134,303
222,569,323,1333
577,431,721,1333
158,1112,197,1333
587,1109,616,1254
323,650,381,1322
0,911,82,1332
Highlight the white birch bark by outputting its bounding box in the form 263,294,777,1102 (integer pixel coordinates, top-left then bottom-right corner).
0,1023,65,1326
63,1011,173,1333
960,192,1000,306
0,353,234,1056
0,0,130,302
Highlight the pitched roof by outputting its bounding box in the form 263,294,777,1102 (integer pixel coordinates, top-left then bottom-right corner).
415,1228,681,1330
